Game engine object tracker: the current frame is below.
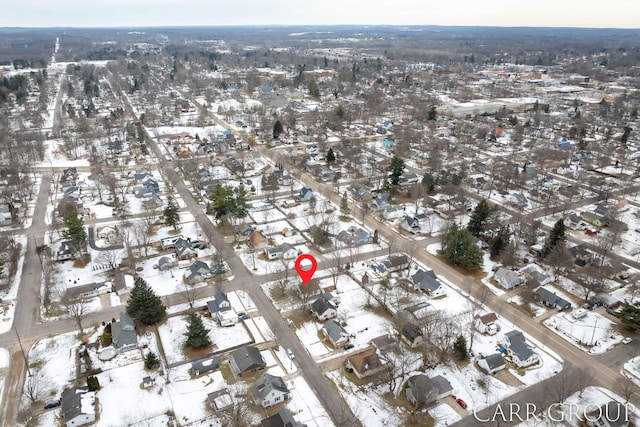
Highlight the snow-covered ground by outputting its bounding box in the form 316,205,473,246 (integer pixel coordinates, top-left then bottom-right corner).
157,314,253,365
544,311,623,354
623,356,640,386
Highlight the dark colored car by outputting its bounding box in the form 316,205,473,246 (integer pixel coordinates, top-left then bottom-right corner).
237,312,250,320
44,400,61,410
343,343,355,350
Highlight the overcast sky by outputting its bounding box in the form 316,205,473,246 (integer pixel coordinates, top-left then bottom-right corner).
2,0,639,28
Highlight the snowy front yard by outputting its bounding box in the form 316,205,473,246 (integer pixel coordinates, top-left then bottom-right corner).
544,311,623,354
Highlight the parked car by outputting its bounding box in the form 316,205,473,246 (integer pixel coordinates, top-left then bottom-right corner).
456,398,468,409
622,337,632,344
191,241,206,249
237,312,250,320
343,343,355,350
606,308,616,316
145,331,153,340
44,400,61,410
286,348,295,359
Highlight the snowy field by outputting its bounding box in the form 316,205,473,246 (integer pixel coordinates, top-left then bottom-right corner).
544,311,623,354
158,314,253,365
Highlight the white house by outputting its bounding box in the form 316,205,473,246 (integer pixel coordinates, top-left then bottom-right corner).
61,387,96,427
502,330,539,368
265,243,298,260
476,313,499,335
478,353,506,375
253,373,290,408
383,205,405,220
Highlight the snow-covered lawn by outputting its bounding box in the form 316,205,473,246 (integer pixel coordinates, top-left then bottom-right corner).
158,314,253,365
623,356,640,386
544,311,623,354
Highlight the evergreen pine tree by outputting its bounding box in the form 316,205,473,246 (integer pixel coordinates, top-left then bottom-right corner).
326,147,336,164
340,192,350,217
144,352,160,369
454,335,468,360
440,223,483,269
490,226,511,259
126,277,166,325
62,209,87,257
184,313,211,349
389,155,405,186
467,199,491,238
542,219,566,258
163,196,180,230
618,302,640,331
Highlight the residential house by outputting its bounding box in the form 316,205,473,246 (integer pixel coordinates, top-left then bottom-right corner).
253,373,290,408
207,388,234,412
133,168,152,182
229,346,266,378
336,226,373,247
265,243,299,260
134,177,160,198
111,312,137,353
533,287,572,311
382,254,410,272
509,193,529,209
61,386,96,427
322,319,350,348
344,346,385,379
494,267,521,289
478,353,506,374
382,137,396,149
207,291,238,326
586,401,629,427
476,313,499,335
401,324,424,348
370,334,396,352
295,278,323,301
405,375,453,408
247,230,268,251
160,234,185,250
370,193,390,210
522,265,551,286
580,211,609,228
411,269,446,297
174,238,197,260
261,408,306,427
400,215,421,234
0,204,11,226
310,294,338,321
185,260,213,284
296,187,314,202
157,256,173,271
565,213,586,230
191,355,220,376
142,376,154,388
97,226,117,244
383,205,405,220
502,330,539,368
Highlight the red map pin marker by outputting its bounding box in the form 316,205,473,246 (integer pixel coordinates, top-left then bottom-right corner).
295,254,317,284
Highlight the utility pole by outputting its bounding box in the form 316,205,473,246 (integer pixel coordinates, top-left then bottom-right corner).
15,327,31,376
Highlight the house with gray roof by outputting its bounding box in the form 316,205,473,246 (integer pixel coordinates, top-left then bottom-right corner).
310,295,338,321
207,291,238,326
405,374,453,408
185,260,213,284
191,355,220,376
157,256,173,272
478,353,506,374
322,319,350,348
265,242,298,260
401,324,424,348
533,287,572,311
61,386,96,427
253,373,290,408
112,312,137,353
296,187,314,202
400,215,421,234
586,401,629,427
229,346,266,379
502,330,539,368
494,267,521,289
411,269,446,297
174,238,197,260
336,226,373,247
261,408,307,427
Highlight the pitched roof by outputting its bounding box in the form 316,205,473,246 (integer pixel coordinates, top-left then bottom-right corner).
479,313,498,325
412,269,442,293
482,353,506,370
345,346,382,375
61,386,95,422
230,346,265,374
311,297,336,316
322,319,349,343
261,408,306,427
191,355,220,374
254,373,289,399
112,312,136,348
